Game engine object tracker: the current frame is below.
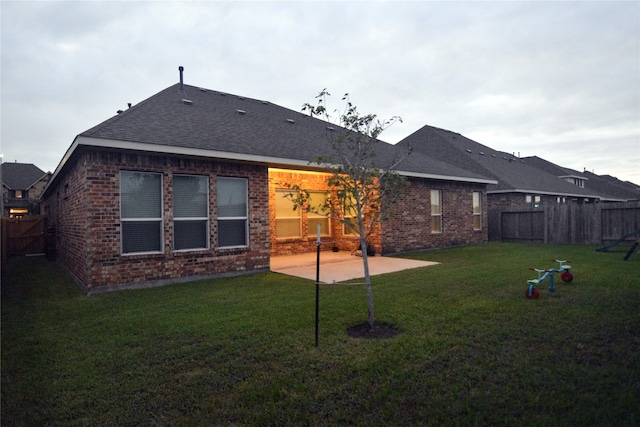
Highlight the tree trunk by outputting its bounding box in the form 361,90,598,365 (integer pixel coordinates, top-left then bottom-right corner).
360,236,375,327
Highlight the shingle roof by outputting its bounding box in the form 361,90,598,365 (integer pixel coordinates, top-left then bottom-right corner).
580,171,640,201
396,125,604,198
65,83,494,184
1,163,47,190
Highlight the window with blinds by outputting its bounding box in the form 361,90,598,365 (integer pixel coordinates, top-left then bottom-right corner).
275,189,301,239
472,191,482,231
217,177,248,248
307,191,330,237
174,175,209,251
120,171,163,254
431,189,443,234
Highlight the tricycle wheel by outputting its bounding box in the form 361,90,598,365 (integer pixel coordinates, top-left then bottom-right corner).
526,288,540,299
561,271,573,283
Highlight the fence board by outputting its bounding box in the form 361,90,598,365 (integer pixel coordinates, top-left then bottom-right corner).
491,202,640,244
3,216,47,256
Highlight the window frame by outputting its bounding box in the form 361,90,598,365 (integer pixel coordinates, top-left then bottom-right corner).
431,189,443,234
275,189,302,239
173,174,210,252
120,171,163,255
216,177,249,249
472,191,482,231
341,193,359,237
306,191,331,238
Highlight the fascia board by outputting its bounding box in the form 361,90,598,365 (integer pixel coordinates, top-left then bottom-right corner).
488,188,602,199
27,172,50,191
559,174,589,180
400,171,497,185
43,136,330,196
74,136,318,168
43,136,498,196
42,136,82,198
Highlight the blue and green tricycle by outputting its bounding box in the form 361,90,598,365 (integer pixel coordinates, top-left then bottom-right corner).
526,259,573,299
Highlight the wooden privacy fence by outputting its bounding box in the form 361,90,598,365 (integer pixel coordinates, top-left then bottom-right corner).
1,216,48,266
488,201,640,244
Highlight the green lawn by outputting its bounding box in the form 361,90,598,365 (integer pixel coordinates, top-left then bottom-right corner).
2,243,639,426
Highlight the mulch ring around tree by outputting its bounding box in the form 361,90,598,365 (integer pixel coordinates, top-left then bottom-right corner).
346,322,400,339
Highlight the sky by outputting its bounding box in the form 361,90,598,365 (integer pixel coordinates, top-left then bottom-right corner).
2,1,639,184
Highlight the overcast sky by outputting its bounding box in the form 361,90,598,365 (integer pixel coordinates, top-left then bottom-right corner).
2,1,639,184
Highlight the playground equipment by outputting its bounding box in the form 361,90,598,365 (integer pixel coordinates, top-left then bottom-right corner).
526,259,573,299
596,228,640,261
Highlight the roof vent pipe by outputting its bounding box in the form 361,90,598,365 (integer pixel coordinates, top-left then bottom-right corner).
179,66,185,93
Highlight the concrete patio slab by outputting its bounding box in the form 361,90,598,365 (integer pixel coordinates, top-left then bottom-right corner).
270,251,439,283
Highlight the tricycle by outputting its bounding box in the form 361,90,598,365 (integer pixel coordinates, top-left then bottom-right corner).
526,259,573,299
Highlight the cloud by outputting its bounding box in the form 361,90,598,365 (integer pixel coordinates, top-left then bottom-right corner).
1,1,638,184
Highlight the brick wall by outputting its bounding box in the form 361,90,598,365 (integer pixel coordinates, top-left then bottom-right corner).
381,178,488,254
44,149,490,290
44,149,270,290
268,169,381,256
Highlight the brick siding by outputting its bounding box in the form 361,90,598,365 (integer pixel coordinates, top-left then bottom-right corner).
268,169,381,256
44,150,490,291
381,178,488,254
44,149,270,290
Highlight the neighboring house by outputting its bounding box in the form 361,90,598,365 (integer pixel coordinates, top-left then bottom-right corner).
523,156,639,203
396,125,617,209
42,76,496,292
1,162,50,218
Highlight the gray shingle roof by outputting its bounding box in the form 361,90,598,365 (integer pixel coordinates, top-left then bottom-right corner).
1,163,47,190
75,83,494,183
396,125,604,198
580,171,640,201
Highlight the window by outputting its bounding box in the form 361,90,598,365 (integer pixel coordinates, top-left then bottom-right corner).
526,194,542,208
120,171,162,254
217,177,248,248
341,193,359,236
472,191,482,230
307,191,330,237
275,189,301,238
174,175,209,251
431,189,442,233
343,216,359,236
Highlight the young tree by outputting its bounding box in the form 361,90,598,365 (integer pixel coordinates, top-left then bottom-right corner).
285,90,411,327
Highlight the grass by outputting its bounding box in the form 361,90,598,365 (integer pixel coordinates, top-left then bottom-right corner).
2,243,639,426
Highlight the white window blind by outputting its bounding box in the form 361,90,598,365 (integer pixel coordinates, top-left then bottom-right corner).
275,189,301,238
120,171,163,254
431,189,442,234
307,191,330,237
217,177,248,247
174,175,209,250
472,191,482,231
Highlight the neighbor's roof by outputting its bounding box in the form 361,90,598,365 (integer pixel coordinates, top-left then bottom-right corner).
45,83,496,195
580,170,640,201
524,156,639,202
397,125,607,199
1,163,48,190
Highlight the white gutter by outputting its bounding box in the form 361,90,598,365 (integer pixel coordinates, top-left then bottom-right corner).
488,188,610,200
399,170,497,185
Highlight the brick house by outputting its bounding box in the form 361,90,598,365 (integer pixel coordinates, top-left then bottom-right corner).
1,162,50,218
42,76,495,293
396,125,635,210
